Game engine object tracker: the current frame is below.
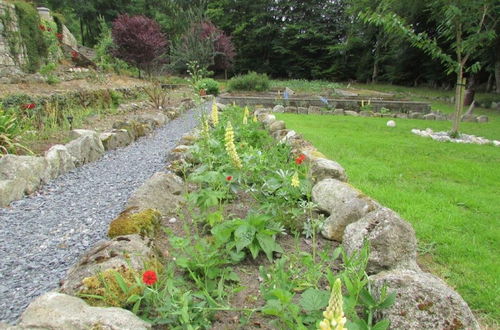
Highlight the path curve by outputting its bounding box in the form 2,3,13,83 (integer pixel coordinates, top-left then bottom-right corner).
0,108,200,324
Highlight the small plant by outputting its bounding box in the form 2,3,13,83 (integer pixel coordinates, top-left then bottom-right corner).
194,78,220,96
228,72,270,92
212,213,284,261
379,107,391,115
0,109,31,155
142,81,169,109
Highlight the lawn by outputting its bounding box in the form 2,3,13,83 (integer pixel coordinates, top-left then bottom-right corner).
276,112,500,323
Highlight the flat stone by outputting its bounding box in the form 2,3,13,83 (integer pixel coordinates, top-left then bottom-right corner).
409,112,423,119
371,269,480,330
308,106,322,114
344,110,359,117
17,292,151,329
268,120,286,133
284,106,297,113
126,172,185,215
99,129,133,151
297,107,308,114
272,105,285,113
333,109,344,115
423,113,436,120
476,115,488,123
310,158,347,183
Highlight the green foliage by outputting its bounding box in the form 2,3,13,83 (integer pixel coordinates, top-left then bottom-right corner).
228,72,270,92
11,1,48,72
212,213,284,262
194,78,220,96
0,109,31,155
94,15,136,74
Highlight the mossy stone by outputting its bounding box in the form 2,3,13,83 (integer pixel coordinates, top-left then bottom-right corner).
108,208,160,238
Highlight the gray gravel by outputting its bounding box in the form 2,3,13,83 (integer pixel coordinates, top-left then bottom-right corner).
0,107,201,324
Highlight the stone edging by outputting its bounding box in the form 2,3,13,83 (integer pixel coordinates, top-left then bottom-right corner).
253,107,480,329
0,110,175,207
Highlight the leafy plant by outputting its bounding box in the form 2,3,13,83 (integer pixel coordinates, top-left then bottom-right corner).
0,110,31,155
142,80,169,109
195,78,220,96
212,213,284,262
228,72,270,92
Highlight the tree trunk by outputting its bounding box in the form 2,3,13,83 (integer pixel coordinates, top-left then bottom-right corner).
495,59,500,93
486,73,493,92
451,67,465,136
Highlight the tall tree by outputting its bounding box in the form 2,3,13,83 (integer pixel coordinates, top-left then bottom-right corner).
361,0,498,134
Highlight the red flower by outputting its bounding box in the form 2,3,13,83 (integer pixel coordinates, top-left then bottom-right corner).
71,51,79,59
295,154,306,165
39,24,46,31
56,33,63,41
142,270,157,286
21,103,36,110
226,176,233,181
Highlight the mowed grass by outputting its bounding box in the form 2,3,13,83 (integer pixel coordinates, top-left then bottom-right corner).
277,112,500,322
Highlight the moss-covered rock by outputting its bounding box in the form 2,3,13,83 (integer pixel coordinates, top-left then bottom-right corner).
79,265,142,308
108,208,160,238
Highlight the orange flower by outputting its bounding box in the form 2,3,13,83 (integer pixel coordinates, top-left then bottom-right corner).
142,270,157,286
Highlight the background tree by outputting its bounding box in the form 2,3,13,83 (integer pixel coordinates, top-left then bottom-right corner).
111,14,168,76
361,0,498,134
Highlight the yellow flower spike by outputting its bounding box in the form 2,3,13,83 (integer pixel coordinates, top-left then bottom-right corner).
224,121,242,169
368,99,371,105
318,278,347,330
202,119,210,138
243,106,250,125
253,114,258,123
361,100,365,107
291,172,300,187
211,102,219,126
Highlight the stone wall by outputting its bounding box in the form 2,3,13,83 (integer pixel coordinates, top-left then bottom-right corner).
219,95,431,113
0,0,27,67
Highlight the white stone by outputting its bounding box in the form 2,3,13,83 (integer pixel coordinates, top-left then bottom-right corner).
386,120,396,127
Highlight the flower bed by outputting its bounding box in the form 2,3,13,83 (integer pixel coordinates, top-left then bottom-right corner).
12,103,480,329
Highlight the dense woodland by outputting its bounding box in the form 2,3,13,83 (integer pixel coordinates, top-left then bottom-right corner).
33,0,499,91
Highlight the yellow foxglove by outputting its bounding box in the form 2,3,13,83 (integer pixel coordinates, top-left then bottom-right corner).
253,114,258,123
202,119,210,138
291,172,300,187
361,100,365,107
224,121,242,169
211,102,219,126
318,278,347,330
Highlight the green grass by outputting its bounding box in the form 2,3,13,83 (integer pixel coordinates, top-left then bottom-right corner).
270,79,340,93
277,113,500,323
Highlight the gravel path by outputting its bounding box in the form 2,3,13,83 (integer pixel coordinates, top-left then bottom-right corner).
0,107,201,324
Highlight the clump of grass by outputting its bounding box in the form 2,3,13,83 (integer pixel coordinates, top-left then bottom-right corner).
228,72,270,92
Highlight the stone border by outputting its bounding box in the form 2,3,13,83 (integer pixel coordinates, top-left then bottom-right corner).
218,95,431,113
253,107,481,329
0,110,178,207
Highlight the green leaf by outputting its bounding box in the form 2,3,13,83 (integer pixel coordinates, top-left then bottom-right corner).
378,292,396,309
359,288,377,307
234,223,256,251
112,271,129,294
270,288,293,304
256,233,279,261
262,299,283,316
372,319,390,330
299,288,329,312
211,221,234,244
248,241,260,259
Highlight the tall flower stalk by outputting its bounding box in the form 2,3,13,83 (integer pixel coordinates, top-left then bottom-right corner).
243,106,249,125
224,121,242,169
319,278,347,330
211,102,219,126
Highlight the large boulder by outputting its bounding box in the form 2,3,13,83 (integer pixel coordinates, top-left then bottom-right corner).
66,131,105,166
17,292,151,329
343,207,419,273
100,129,133,151
370,270,480,330
272,105,285,113
310,158,347,183
312,179,377,241
126,172,185,216
0,155,51,201
45,144,76,178
112,120,148,140
261,114,277,127
0,179,25,207
60,234,153,295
